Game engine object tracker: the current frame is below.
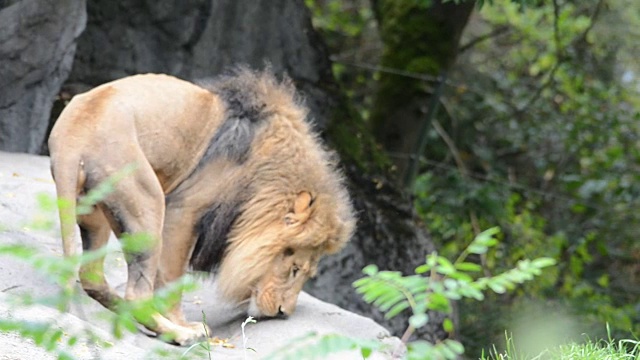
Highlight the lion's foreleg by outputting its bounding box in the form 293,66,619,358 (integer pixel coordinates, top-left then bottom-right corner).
101,171,166,303
101,161,207,346
91,159,167,325
156,205,211,335
78,207,123,309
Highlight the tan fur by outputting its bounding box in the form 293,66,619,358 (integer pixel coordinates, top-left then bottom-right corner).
48,70,355,346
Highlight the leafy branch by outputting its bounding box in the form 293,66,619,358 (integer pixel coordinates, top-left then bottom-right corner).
353,227,556,359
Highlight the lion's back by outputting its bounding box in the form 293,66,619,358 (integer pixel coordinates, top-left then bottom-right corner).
49,74,227,192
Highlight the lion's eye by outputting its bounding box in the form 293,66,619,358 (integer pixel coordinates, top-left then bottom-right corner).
292,265,299,277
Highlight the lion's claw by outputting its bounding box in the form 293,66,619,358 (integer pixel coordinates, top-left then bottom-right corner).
172,326,209,347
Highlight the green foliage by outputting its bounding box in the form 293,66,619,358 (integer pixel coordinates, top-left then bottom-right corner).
0,243,109,358
310,0,640,346
305,0,392,171
305,0,373,44
0,236,199,359
481,329,640,360
403,0,640,353
304,0,640,357
354,228,555,359
0,319,78,360
0,168,199,359
0,243,108,309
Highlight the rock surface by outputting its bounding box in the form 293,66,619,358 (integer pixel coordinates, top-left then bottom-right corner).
0,0,86,153
0,151,404,359
66,0,337,131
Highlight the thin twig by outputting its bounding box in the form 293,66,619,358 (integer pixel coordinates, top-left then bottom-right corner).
579,0,606,44
430,119,467,178
330,57,440,83
432,119,489,274
553,0,561,55
458,26,510,54
403,73,448,188
400,325,415,343
516,0,563,113
1,285,20,292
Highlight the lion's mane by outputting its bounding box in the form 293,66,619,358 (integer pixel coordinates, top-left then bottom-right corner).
187,68,355,302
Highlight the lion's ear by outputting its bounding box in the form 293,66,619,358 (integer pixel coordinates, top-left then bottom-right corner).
284,191,313,226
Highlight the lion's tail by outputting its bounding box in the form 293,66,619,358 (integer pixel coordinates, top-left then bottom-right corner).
50,153,84,258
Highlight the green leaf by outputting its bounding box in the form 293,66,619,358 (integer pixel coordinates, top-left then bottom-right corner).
443,318,455,333
487,281,506,294
458,284,485,301
436,257,457,275
531,257,556,268
361,346,372,358
427,293,452,313
58,352,75,360
375,291,407,312
362,264,379,276
386,300,410,319
409,313,429,328
467,243,489,255
67,336,78,347
415,264,430,274
407,340,433,360
454,262,482,272
447,271,473,282
445,339,465,355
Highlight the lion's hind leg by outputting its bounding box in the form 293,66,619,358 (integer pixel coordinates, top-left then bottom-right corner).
77,206,123,309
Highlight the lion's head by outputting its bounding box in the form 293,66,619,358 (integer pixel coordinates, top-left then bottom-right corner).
216,187,355,318
248,246,318,317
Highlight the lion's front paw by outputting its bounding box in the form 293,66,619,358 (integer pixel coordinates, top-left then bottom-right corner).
152,313,210,346
184,321,211,336
171,325,209,347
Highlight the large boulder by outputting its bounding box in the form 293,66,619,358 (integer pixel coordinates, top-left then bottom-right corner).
0,0,86,154
0,151,403,359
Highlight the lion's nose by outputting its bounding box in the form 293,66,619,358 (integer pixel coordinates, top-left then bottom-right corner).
277,306,289,319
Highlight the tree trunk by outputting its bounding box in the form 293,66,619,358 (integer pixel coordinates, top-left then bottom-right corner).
370,0,475,185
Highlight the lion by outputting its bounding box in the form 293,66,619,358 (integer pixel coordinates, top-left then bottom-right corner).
48,68,356,346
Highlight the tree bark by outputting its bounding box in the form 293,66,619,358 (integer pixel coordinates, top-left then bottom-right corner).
369,0,475,185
